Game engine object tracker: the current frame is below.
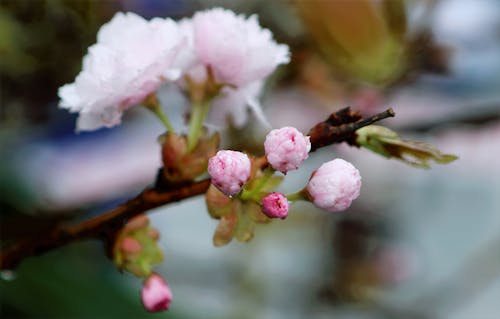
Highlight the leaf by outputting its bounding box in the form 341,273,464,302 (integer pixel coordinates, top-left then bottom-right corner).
205,184,235,219
243,201,271,224
213,212,238,247
234,211,255,243
356,125,458,168
381,138,459,168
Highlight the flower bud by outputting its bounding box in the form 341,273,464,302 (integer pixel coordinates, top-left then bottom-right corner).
264,127,311,173
121,237,142,254
261,192,289,219
306,159,361,212
113,215,164,278
141,273,172,312
160,132,219,183
208,150,251,196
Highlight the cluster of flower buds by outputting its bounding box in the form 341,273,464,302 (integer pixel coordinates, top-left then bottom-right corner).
59,8,291,313
112,215,163,278
206,126,362,245
113,215,172,312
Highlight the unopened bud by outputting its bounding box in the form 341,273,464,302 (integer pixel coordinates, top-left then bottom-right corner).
141,273,172,312
261,192,289,219
264,127,310,173
121,237,142,254
306,159,361,212
208,150,251,196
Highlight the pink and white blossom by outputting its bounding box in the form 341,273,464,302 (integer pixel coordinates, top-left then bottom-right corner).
261,192,289,219
208,150,251,196
176,9,289,128
59,12,185,131
264,127,311,173
192,8,290,87
208,81,266,128
306,159,361,212
141,273,172,312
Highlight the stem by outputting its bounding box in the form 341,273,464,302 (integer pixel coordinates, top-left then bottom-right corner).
309,107,396,151
286,190,307,202
143,94,175,133
350,108,395,131
153,107,175,133
240,168,275,200
187,99,211,152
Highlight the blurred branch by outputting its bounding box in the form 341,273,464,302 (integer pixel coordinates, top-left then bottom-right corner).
398,100,500,133
0,108,394,270
0,180,211,270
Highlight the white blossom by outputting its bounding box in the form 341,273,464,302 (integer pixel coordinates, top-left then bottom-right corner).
58,12,185,131
208,81,266,128
192,8,290,86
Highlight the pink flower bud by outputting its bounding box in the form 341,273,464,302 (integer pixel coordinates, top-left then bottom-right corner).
264,127,311,173
208,150,251,196
121,237,142,254
306,159,361,212
261,192,289,219
141,273,172,312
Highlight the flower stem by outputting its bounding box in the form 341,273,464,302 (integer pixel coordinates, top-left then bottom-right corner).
153,107,175,133
240,168,275,200
286,190,308,202
187,99,211,152
143,95,175,133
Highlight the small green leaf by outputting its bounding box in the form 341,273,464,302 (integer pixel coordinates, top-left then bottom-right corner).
213,212,238,247
243,201,270,224
356,125,458,168
234,211,255,243
205,184,235,219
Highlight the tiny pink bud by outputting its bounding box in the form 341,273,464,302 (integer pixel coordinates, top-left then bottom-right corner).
306,158,361,212
125,214,149,231
264,127,311,173
121,237,142,254
208,150,251,196
141,273,172,312
148,228,160,240
261,192,289,219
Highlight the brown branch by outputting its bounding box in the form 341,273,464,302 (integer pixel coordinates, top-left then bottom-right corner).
308,107,395,151
1,180,211,270
0,108,394,270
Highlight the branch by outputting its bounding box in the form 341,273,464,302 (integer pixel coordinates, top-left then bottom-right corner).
1,180,211,270
0,108,394,270
308,107,395,151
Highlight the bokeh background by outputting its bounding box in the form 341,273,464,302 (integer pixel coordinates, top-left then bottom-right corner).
1,0,500,318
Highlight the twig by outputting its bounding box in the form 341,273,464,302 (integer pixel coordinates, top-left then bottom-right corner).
1,180,211,270
0,108,394,270
308,107,395,151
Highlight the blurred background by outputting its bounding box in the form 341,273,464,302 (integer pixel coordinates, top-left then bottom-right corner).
1,0,500,318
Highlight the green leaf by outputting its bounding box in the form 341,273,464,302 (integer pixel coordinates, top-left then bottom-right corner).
213,212,238,247
356,125,458,168
234,211,255,243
